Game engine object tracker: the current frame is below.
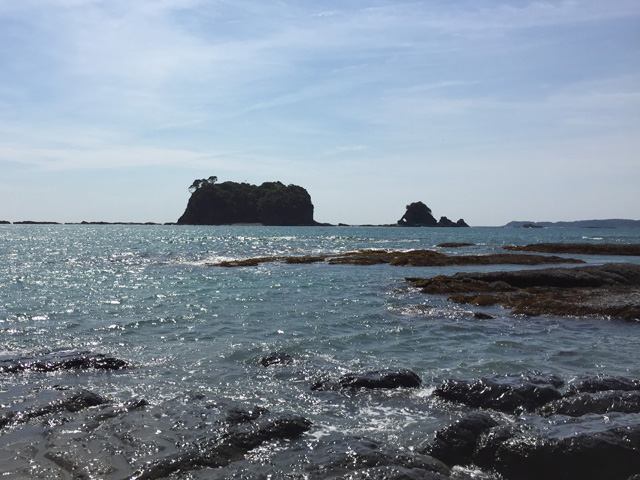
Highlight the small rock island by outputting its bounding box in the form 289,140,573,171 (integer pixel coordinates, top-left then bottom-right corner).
398,201,469,227
177,177,315,226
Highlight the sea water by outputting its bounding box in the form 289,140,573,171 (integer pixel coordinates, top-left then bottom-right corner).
1,224,639,477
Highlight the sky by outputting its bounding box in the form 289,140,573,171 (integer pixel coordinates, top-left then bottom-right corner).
0,0,638,226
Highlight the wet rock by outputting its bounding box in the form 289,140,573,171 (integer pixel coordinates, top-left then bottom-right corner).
304,433,450,479
0,350,128,374
424,412,499,467
260,351,294,367
568,375,640,394
434,373,563,413
539,390,640,417
132,413,312,479
226,405,269,425
408,263,640,321
473,312,495,319
480,424,640,480
312,369,422,391
503,243,640,256
0,389,107,428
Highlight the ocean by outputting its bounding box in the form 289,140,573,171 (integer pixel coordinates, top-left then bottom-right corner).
1,224,639,478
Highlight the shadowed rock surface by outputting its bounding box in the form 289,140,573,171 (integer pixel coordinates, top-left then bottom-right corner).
426,373,640,480
408,263,640,321
503,243,640,256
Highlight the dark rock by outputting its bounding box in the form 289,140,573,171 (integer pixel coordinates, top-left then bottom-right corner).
568,375,640,394
503,243,640,256
312,369,422,391
304,433,450,479
408,263,640,321
0,220,10,224
260,351,294,367
438,216,457,227
132,413,312,479
177,179,315,226
398,202,438,226
434,373,563,413
0,351,128,374
482,424,640,480
456,218,470,227
424,412,499,467
226,405,269,425
473,312,495,319
0,389,107,428
437,242,475,248
539,390,640,417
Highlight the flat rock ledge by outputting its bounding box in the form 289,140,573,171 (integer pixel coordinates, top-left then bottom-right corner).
503,243,640,256
210,249,584,268
407,262,640,321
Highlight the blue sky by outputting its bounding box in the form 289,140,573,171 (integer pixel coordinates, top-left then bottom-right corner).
1,0,638,225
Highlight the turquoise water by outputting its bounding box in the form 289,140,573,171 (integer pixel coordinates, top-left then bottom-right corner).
1,225,639,477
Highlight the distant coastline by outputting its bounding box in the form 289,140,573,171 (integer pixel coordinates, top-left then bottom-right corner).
3,218,640,228
504,219,640,228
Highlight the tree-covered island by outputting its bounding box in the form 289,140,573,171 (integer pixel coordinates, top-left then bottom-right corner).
177,177,315,226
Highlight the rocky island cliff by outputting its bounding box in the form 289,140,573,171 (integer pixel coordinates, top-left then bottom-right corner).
398,201,469,227
177,177,315,226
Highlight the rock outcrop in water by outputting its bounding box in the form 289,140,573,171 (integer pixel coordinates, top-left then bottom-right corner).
397,202,469,227
0,350,128,373
211,249,584,267
408,262,640,321
503,242,640,256
177,177,315,225
425,373,640,480
311,368,422,391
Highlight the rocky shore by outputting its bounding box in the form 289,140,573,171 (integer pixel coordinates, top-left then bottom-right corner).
2,351,640,478
407,262,640,321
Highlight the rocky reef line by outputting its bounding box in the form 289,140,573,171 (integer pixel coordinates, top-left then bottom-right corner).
209,249,584,268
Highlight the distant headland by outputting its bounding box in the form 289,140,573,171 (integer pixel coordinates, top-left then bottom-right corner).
505,219,640,228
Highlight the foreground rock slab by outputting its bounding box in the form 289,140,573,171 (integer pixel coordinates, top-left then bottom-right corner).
407,262,640,321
